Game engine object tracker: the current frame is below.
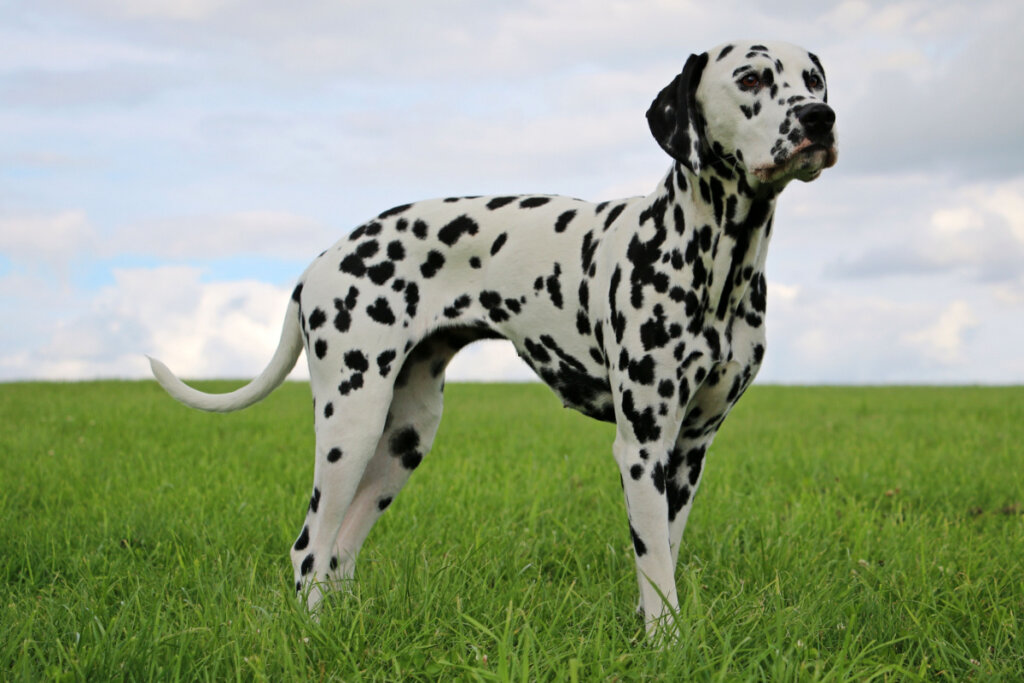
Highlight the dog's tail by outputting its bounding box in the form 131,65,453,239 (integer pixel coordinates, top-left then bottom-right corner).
148,294,304,413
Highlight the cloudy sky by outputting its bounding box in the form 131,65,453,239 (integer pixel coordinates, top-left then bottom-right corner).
2,0,1022,384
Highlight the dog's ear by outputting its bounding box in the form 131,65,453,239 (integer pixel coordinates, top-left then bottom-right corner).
646,52,709,173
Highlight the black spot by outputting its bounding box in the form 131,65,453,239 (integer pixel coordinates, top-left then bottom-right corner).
367,298,396,325
338,373,363,395
323,402,333,419
753,344,765,364
437,215,480,246
717,44,735,61
580,231,598,273
356,240,379,258
604,202,626,229
555,210,576,233
750,272,767,313
523,337,551,364
444,294,472,318
640,304,670,351
327,447,342,462
658,380,674,399
367,261,395,285
387,240,406,261
576,310,591,335
404,282,419,317
340,253,367,277
651,461,666,494
308,308,326,330
378,203,412,219
704,328,721,360
294,526,309,551
490,232,508,256
412,220,429,239
420,250,445,278
630,525,647,557
630,464,644,480
310,488,321,512
314,339,328,359
377,349,397,377
390,426,420,456
666,449,691,521
469,257,482,269
401,451,423,470
300,553,314,576
345,286,359,310
330,556,338,570
620,390,660,443
520,196,550,208
578,280,590,309
291,283,303,302
486,196,517,210
344,350,369,372
627,354,655,385
686,446,706,485
609,265,625,343
378,496,393,511
545,264,563,309
479,290,509,322
333,299,352,333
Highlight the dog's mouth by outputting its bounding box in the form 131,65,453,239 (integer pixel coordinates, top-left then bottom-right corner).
754,139,838,184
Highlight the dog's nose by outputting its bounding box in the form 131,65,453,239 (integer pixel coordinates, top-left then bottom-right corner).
795,103,835,142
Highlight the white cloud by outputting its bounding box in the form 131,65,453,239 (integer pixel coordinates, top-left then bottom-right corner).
84,0,240,22
113,266,303,379
0,210,96,266
0,266,307,381
446,340,534,382
931,206,984,235
901,300,978,365
819,175,1024,285
117,211,336,261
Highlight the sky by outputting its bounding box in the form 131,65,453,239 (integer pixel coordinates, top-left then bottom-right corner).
2,0,1023,384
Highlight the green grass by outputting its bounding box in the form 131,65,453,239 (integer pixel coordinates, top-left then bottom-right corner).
1,382,1022,680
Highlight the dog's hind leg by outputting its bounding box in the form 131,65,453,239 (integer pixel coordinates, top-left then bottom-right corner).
666,431,713,569
327,336,456,582
290,369,395,611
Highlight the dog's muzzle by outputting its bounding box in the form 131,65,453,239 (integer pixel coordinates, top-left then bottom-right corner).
756,103,838,183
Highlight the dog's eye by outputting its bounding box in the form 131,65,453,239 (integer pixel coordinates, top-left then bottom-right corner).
805,74,822,90
740,73,760,89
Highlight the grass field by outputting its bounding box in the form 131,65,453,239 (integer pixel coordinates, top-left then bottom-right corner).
1,381,1022,680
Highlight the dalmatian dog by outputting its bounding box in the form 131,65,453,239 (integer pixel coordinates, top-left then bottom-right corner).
150,40,837,635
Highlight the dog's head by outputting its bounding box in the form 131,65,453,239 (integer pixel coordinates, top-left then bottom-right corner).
647,41,838,186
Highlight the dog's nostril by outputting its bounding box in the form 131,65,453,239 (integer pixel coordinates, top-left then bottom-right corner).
796,103,835,137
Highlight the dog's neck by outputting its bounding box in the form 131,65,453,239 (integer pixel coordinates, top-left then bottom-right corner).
642,161,779,324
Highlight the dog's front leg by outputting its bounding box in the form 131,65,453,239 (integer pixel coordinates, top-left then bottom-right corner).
612,410,683,637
